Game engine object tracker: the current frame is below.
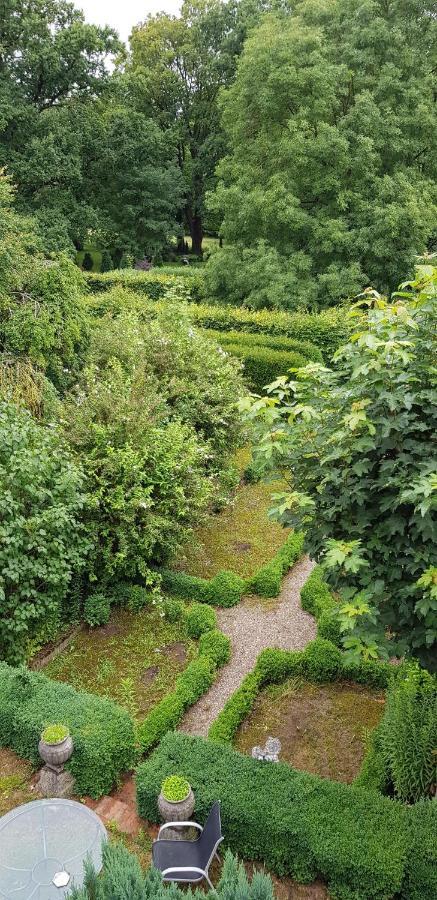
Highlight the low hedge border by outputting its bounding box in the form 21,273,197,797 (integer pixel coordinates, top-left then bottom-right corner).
202,328,324,361
161,531,305,607
224,343,310,392
136,732,437,900
137,616,231,754
300,566,341,645
0,662,136,798
208,637,392,746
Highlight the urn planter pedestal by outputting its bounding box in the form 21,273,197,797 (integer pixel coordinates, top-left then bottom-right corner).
157,788,195,841
36,735,75,798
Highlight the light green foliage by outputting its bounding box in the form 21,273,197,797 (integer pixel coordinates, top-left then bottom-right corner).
41,723,69,744
247,531,304,597
198,629,231,667
161,774,190,801
83,593,111,628
137,731,437,899
0,663,136,798
379,664,437,802
209,1,437,309
86,268,205,302
245,266,437,666
185,602,217,638
0,401,88,663
203,328,324,361
69,843,274,900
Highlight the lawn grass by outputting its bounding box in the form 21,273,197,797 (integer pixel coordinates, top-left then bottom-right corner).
173,448,290,580
44,605,197,719
234,677,385,783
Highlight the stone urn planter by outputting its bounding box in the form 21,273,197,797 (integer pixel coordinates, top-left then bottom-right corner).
37,725,75,798
158,776,195,841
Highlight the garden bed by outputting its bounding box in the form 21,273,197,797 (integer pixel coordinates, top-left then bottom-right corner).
174,449,290,580
234,677,385,782
44,605,197,717
0,749,40,817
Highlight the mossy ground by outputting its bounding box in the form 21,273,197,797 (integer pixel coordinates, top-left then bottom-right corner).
44,605,197,719
174,448,289,579
0,749,40,817
234,678,385,783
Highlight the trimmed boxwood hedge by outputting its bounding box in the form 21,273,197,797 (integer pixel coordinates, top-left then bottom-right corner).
137,623,231,753
300,566,341,645
208,639,392,746
0,663,136,798
225,343,309,392
202,328,324,361
247,532,305,597
136,732,437,900
162,532,304,606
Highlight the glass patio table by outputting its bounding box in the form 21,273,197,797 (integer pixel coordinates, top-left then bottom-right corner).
0,799,106,899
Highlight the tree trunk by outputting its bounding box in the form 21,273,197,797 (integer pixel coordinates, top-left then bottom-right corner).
190,215,203,256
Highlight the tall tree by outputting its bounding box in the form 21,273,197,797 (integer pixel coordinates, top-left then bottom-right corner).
128,0,262,255
208,0,437,308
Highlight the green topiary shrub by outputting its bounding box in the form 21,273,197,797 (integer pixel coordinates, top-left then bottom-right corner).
209,570,246,606
137,692,185,754
302,638,342,682
117,584,151,613
85,268,205,302
185,602,217,638
83,592,111,627
226,343,308,392
199,630,231,667
161,568,246,607
203,328,324,361
136,732,436,899
174,656,215,705
208,671,262,745
0,663,136,798
82,252,94,272
300,567,341,644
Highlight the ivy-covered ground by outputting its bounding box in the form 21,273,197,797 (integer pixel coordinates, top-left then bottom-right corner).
44,607,197,718
234,677,385,782
174,449,289,579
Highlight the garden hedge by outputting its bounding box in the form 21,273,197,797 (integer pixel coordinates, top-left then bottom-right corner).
225,343,309,392
208,638,392,746
136,732,437,900
300,566,341,645
84,291,349,358
203,328,323,360
0,663,136,798
162,532,304,605
85,269,204,302
137,622,231,753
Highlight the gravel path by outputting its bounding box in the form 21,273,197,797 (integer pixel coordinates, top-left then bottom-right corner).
180,555,316,737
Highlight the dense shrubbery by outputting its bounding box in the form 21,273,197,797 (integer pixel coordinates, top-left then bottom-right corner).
84,290,349,358
245,266,437,667
204,328,324,360
226,343,309,393
300,567,341,645
0,663,136,797
85,268,205,301
0,401,88,663
70,843,274,900
137,732,437,900
185,602,217,638
247,532,304,596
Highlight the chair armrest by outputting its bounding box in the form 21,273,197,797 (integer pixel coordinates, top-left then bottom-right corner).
158,821,203,839
162,866,206,878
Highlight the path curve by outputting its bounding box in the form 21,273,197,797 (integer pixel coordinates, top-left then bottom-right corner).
180,556,316,737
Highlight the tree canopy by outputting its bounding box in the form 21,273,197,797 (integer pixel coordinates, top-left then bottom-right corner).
207,0,437,308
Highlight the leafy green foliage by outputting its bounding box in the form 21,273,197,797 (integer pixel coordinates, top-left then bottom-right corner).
161,568,246,607
245,266,437,665
41,723,69,744
226,343,309,393
83,593,111,628
162,597,184,623
137,732,436,899
300,567,341,645
379,664,437,803
85,268,205,302
82,252,93,272
69,843,275,900
185,602,217,639
161,774,190,801
203,328,324,361
209,1,437,309
198,629,231,667
0,663,136,798
0,401,88,663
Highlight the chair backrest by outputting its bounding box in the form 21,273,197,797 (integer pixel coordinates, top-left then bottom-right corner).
198,802,222,864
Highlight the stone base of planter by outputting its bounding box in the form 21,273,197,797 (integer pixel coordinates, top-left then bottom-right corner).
157,788,195,841
36,765,75,798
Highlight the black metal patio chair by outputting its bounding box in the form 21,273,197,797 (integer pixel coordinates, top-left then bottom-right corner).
152,800,223,889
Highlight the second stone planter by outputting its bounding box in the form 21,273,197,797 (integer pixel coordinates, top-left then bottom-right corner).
158,788,195,841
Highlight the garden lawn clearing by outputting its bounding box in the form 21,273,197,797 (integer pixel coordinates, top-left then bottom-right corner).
174,449,290,579
44,606,197,718
234,678,385,782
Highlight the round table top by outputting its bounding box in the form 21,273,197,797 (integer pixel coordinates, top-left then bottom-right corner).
0,798,106,899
